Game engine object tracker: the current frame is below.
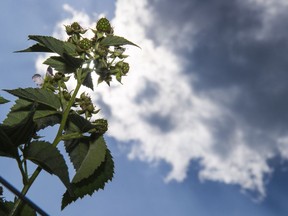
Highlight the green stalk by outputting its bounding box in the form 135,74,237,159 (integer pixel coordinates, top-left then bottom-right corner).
15,156,28,185
10,70,85,216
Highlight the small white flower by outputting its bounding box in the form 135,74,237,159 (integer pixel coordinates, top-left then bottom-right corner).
32,66,53,87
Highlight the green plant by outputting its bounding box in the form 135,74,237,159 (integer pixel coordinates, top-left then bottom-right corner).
0,18,139,215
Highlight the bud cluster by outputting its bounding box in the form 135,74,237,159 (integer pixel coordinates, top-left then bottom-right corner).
75,92,100,119
65,18,130,85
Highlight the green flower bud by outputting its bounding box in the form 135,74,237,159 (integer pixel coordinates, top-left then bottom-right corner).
80,92,87,100
65,22,86,35
54,72,64,81
93,119,108,134
122,62,130,74
114,47,125,56
71,22,81,31
63,91,71,100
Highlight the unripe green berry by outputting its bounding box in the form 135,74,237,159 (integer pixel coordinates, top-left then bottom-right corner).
93,119,108,134
116,62,130,74
63,91,71,100
71,22,81,31
122,62,130,74
96,18,111,33
79,38,92,50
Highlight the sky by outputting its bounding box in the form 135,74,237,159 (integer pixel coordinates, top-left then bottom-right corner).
1,0,288,215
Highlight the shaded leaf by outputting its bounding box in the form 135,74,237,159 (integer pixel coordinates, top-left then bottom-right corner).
2,108,36,146
64,137,89,171
0,96,9,104
24,141,72,194
27,35,77,57
4,88,61,110
34,110,60,120
67,113,96,133
82,71,94,90
61,148,114,210
9,99,33,112
34,113,61,131
100,35,140,48
15,43,53,53
0,125,17,158
3,110,31,126
0,201,37,216
44,56,83,74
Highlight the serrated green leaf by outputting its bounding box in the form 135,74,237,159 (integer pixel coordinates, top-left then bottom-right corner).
64,114,102,171
4,88,60,110
34,110,60,120
3,111,31,126
15,43,54,53
72,136,107,183
61,149,114,210
2,108,36,146
100,35,140,48
9,99,33,112
34,113,61,131
82,71,94,90
0,125,17,158
64,137,89,171
0,96,9,104
44,56,83,74
67,113,96,133
27,35,78,57
24,141,72,195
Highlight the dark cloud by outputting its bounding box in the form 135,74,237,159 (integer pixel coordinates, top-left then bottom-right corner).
134,80,159,104
146,0,288,137
144,112,175,133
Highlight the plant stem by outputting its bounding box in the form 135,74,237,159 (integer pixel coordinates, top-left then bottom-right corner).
15,155,28,185
10,71,85,216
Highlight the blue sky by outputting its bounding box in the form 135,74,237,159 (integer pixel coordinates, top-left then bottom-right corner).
1,0,288,215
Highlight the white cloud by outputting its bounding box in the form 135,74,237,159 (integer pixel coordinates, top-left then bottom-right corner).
35,0,288,201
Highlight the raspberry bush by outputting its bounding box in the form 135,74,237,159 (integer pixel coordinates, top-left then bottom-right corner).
0,17,139,215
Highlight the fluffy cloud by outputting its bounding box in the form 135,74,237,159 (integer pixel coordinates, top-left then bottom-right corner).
35,0,288,200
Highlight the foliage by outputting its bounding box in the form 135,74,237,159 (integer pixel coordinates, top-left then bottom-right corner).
0,18,138,215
